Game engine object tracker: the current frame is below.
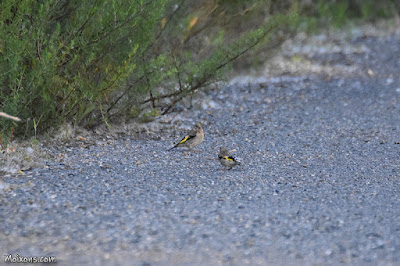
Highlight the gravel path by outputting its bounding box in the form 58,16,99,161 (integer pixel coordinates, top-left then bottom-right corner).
1,29,400,265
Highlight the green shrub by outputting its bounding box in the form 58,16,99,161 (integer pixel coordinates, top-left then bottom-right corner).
0,0,295,139
1,1,166,135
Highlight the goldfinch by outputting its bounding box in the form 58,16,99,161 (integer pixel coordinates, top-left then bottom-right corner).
218,147,241,170
168,122,204,151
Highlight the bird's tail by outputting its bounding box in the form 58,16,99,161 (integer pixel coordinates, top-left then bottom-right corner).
167,144,177,151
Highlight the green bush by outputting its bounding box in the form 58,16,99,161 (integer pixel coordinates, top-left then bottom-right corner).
0,0,294,139
1,0,165,136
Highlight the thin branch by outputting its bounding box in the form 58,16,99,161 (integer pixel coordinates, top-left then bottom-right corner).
85,28,134,72
106,76,145,114
173,55,183,92
47,0,62,15
159,20,282,114
0,112,21,121
86,0,154,46
147,0,186,50
66,0,99,44
51,1,78,22
141,87,183,104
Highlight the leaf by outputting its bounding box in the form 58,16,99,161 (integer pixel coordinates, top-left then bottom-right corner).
189,17,198,30
161,17,167,29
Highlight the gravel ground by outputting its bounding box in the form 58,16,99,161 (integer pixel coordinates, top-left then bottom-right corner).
1,26,400,265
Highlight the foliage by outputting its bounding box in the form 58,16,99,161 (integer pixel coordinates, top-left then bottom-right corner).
0,0,167,136
0,0,295,139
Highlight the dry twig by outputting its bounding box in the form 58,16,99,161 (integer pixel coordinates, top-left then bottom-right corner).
0,112,21,122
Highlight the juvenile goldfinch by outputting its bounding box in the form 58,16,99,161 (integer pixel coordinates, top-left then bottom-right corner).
168,122,204,151
218,147,241,170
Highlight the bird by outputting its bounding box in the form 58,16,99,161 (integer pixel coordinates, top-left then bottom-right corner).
218,147,241,170
168,122,204,151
